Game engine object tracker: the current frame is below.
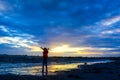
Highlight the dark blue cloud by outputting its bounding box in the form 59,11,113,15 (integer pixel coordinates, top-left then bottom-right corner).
0,0,120,56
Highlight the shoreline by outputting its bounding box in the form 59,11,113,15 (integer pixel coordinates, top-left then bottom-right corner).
0,60,120,80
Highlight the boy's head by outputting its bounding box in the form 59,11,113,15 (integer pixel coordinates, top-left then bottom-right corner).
43,48,47,50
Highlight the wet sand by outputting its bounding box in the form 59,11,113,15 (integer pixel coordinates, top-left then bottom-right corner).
0,60,120,80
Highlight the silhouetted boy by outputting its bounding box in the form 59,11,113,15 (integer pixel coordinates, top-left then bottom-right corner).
40,47,49,76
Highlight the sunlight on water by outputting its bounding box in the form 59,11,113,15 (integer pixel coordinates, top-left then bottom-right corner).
0,60,111,76
49,63,83,73
0,63,83,75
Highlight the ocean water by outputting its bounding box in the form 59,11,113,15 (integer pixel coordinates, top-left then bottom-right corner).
0,60,111,76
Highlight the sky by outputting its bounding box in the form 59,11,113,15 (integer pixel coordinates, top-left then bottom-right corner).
0,0,120,57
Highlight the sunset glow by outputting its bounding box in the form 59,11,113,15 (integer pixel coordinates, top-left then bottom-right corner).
0,0,120,57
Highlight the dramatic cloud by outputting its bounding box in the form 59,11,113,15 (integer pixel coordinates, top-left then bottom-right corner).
0,0,120,57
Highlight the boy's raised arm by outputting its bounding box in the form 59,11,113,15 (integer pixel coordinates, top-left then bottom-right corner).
40,47,43,50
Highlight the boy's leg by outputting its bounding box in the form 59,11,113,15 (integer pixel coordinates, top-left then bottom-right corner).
45,58,48,76
42,58,45,76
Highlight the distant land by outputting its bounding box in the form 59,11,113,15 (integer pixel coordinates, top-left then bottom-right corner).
0,54,119,63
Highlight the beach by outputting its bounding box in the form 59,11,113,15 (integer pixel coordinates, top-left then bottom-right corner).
0,59,120,80
0,0,120,79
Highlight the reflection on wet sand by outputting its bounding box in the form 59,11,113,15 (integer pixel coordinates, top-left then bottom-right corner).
49,63,83,73
0,60,111,76
0,63,84,76
17,63,84,75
